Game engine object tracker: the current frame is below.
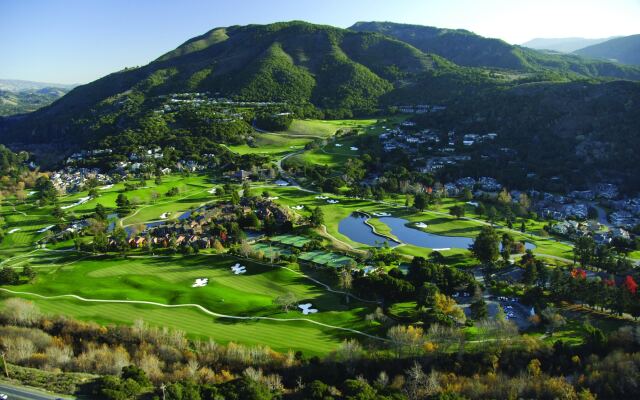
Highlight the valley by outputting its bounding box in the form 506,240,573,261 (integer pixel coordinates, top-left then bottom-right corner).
1,12,639,400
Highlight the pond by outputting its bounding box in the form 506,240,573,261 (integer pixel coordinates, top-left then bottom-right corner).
337,213,400,248
339,213,535,251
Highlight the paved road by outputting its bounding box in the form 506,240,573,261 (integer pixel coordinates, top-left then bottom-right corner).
0,382,68,400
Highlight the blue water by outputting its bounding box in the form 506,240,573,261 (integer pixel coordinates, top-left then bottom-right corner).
338,213,399,248
339,214,535,251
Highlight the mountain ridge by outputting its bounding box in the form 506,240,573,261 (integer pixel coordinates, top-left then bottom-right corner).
349,21,640,80
522,37,615,53
574,34,640,66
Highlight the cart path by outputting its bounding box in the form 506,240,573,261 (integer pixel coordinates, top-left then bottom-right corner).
0,288,387,342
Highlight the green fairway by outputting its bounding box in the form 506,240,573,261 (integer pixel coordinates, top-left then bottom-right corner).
276,119,378,138
0,253,380,355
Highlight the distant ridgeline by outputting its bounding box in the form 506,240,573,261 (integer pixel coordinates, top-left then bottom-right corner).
0,21,638,183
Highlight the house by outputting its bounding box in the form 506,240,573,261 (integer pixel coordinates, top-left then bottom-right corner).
233,170,251,181
462,134,480,146
128,236,147,248
611,227,631,240
594,233,611,245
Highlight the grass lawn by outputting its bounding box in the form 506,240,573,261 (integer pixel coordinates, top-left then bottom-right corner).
277,119,378,138
0,253,379,355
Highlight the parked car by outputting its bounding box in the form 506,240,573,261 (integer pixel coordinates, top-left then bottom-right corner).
0,392,8,400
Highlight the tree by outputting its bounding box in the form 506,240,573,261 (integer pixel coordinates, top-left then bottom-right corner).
112,226,129,256
497,188,512,205
94,203,108,220
239,239,252,258
519,193,531,210
387,325,424,357
21,266,36,281
523,262,538,285
242,181,252,198
310,207,324,227
35,176,57,205
470,298,488,320
449,205,465,219
574,236,596,267
486,206,497,224
338,267,353,303
231,190,241,205
434,292,465,322
541,306,566,336
413,193,427,211
470,226,500,264
115,194,131,217
274,292,297,312
0,267,19,285
462,188,473,201
416,282,439,309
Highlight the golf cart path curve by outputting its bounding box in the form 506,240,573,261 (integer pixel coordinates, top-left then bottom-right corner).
0,288,387,342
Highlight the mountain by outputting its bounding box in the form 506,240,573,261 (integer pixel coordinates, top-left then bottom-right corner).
523,37,614,53
349,21,640,80
0,79,77,92
0,20,639,184
0,86,70,116
574,34,640,66
0,21,464,147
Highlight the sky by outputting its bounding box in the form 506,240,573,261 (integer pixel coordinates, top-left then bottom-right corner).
1,0,639,84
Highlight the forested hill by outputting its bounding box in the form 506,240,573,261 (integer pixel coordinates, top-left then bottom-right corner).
1,20,640,169
350,21,640,80
0,21,453,147
574,34,640,66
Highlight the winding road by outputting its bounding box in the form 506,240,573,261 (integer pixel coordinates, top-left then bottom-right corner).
0,382,70,400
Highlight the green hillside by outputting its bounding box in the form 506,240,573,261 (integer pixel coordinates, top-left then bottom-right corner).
575,34,640,66
0,21,450,147
350,21,640,80
0,20,639,175
0,87,69,116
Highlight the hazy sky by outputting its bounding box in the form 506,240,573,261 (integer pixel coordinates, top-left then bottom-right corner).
1,0,639,84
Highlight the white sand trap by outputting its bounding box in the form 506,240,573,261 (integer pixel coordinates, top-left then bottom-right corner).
160,212,170,219
432,248,450,251
315,195,328,200
415,222,428,228
28,191,37,196
275,180,289,186
208,187,217,194
231,264,247,275
335,143,342,147
372,212,391,217
192,278,209,288
8,228,20,234
61,196,90,209
298,303,318,315
99,184,114,190
268,196,279,200
466,201,479,207
291,205,304,210
37,225,54,233
350,146,359,151
326,199,339,204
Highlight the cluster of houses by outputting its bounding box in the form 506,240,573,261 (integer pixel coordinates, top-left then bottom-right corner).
379,126,498,171
551,219,631,244
462,133,498,146
111,199,293,251
154,92,284,115
66,148,113,164
395,104,447,113
443,176,503,197
50,167,112,194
